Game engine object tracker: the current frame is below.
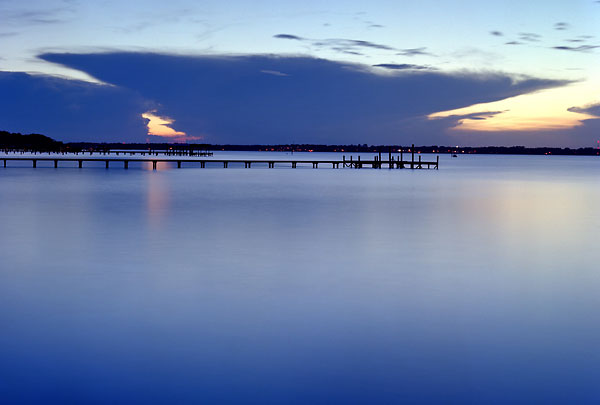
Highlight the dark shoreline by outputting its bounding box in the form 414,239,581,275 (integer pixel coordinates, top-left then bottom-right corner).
2,131,599,156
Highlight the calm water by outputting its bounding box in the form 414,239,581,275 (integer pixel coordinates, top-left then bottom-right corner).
1,153,599,404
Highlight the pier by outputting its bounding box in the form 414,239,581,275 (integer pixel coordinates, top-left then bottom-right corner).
1,156,439,170
1,147,438,170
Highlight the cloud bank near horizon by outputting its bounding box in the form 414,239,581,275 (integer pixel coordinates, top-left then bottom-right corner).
0,52,593,146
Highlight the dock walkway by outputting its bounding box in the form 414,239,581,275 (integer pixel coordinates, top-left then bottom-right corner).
1,147,439,170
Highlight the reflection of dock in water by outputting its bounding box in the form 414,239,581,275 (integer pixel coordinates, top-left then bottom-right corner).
2,145,439,170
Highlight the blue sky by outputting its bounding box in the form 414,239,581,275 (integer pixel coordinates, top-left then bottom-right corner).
1,0,599,146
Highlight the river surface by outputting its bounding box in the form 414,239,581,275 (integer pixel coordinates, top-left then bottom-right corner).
1,152,599,404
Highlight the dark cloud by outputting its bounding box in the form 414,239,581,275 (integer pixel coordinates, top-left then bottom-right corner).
518,32,542,42
273,34,303,40
554,22,570,30
373,63,430,70
0,71,149,142
490,31,503,36
552,45,600,52
505,41,522,45
396,47,431,57
13,52,572,145
565,39,585,43
568,103,600,117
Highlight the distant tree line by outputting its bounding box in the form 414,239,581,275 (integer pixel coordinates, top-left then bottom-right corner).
1,131,63,152
2,130,599,155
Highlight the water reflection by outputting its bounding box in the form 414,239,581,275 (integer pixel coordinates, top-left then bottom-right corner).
146,172,170,228
0,154,599,403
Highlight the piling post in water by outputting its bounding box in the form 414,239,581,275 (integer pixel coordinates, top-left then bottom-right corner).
105,160,109,169
177,161,181,168
411,144,415,169
78,160,83,169
54,160,58,168
124,161,128,169
152,161,157,170
33,160,37,168
3,159,6,168
436,155,439,169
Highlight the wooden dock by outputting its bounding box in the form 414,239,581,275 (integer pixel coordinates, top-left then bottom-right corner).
1,147,439,170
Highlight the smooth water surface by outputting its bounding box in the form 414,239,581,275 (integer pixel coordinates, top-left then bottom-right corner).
1,153,599,403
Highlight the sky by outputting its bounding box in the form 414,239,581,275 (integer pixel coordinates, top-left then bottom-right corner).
0,0,599,146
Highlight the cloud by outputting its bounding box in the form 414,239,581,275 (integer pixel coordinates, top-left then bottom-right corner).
260,70,290,76
274,33,396,55
518,32,542,42
552,45,600,52
373,63,431,70
568,103,600,117
274,34,303,40
0,71,150,142
314,38,394,51
142,110,193,142
19,52,573,145
554,22,570,31
396,47,431,57
4,9,71,25
505,41,522,45
490,31,503,36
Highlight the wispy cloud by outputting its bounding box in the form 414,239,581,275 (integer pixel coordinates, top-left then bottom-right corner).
505,41,522,45
373,63,431,70
274,33,396,55
552,45,600,52
4,9,72,25
490,31,503,36
518,32,542,42
260,70,289,77
313,38,394,51
554,22,570,31
396,47,432,57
